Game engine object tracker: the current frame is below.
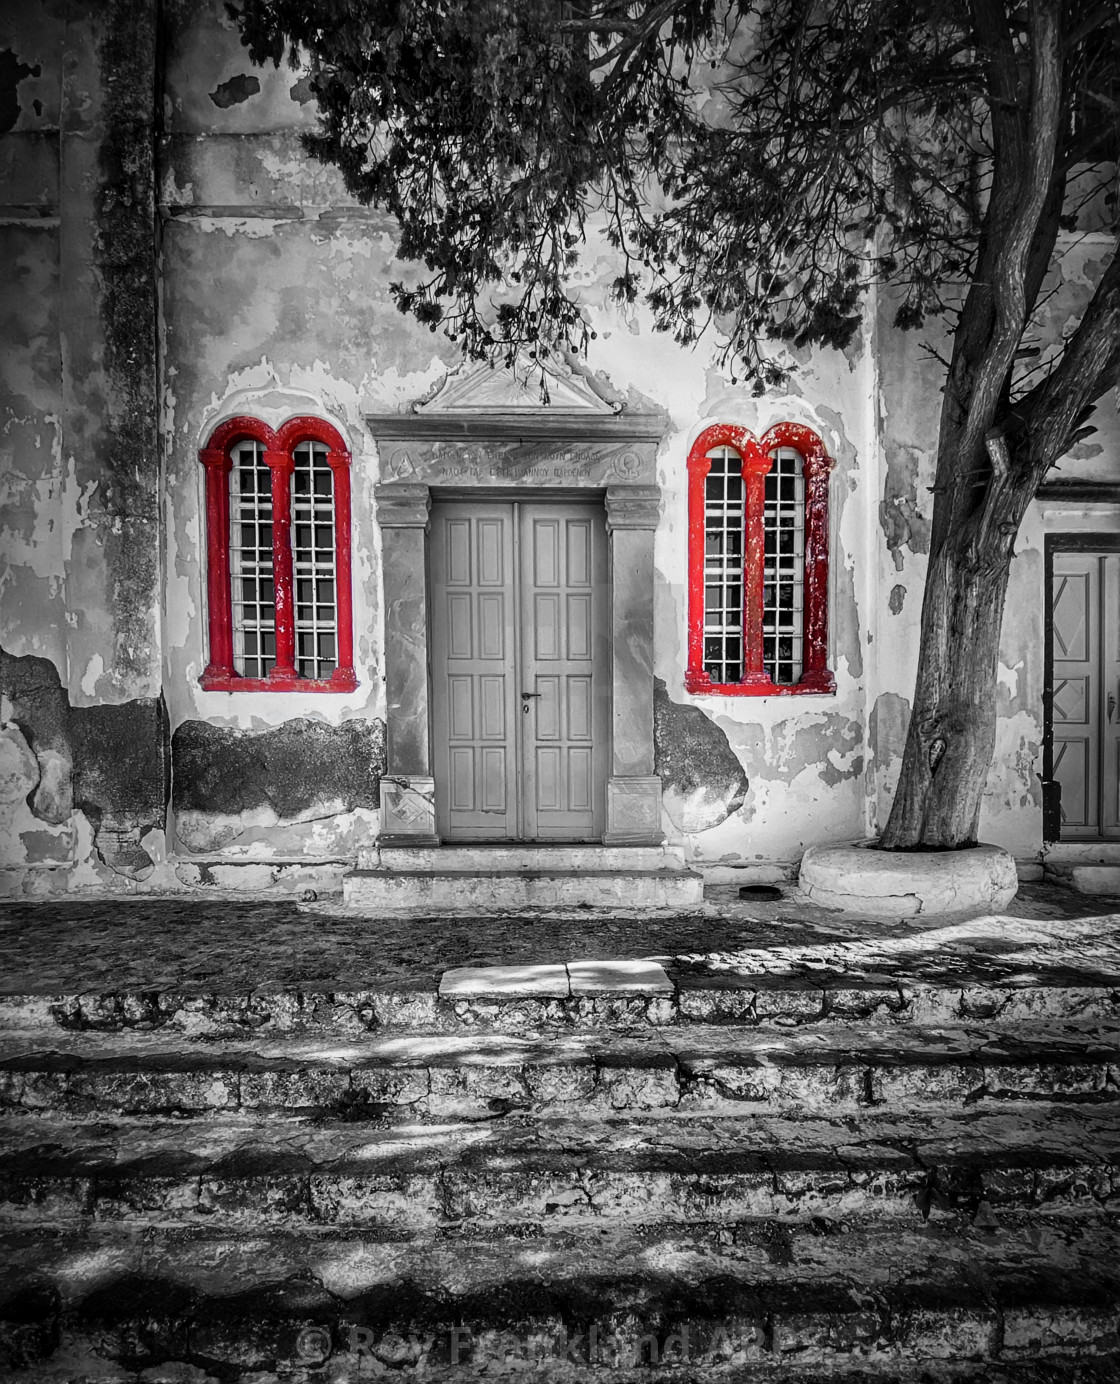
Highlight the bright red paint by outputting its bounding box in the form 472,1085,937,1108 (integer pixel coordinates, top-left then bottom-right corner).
685,421,835,697
199,414,357,693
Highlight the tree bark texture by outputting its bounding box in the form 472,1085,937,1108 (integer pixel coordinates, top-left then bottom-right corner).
880,0,1066,850
878,488,1018,849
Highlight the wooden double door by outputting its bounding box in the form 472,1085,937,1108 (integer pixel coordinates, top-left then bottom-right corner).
1048,545,1120,839
430,498,609,841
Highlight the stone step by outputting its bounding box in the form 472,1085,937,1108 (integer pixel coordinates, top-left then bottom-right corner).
2,1107,1118,1229
1069,865,1120,896
342,867,704,910
1,1023,1116,1119
2,1221,1119,1377
359,844,688,872
3,973,1115,1038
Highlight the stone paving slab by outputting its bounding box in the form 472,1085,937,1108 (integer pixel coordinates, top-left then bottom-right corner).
439,964,570,998
439,960,673,1000
567,959,672,994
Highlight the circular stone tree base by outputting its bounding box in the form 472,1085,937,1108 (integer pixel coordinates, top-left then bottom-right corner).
798,842,1018,918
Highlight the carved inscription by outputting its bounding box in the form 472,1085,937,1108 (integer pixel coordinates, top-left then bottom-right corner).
386,442,654,485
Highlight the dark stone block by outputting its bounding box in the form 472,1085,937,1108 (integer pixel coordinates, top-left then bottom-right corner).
171,717,386,818
654,677,748,832
0,645,168,865
72,698,169,862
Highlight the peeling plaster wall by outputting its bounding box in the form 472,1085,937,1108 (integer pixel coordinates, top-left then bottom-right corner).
1,2,168,894
151,4,1120,872
158,0,448,862
5,0,1114,889
562,252,877,865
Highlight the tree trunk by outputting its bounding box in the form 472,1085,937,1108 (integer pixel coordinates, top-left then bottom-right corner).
879,475,1018,851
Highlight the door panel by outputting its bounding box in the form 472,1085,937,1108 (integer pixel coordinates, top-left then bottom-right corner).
520,505,608,840
431,499,607,841
1104,555,1120,835
430,503,519,839
1049,550,1120,840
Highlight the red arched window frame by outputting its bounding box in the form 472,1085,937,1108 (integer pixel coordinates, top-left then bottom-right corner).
199,414,357,692
685,421,835,696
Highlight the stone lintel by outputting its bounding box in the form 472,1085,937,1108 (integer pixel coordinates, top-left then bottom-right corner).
366,413,666,443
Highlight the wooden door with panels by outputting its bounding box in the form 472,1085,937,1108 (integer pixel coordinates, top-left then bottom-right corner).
429,497,609,841
1046,542,1120,840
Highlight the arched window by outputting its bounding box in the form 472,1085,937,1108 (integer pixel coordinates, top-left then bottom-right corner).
685,422,834,696
199,415,357,691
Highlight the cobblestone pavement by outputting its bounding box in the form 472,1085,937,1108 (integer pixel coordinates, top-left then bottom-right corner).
0,881,1117,995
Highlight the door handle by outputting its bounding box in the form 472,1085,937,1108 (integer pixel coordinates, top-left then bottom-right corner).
1109,693,1116,723
521,692,541,699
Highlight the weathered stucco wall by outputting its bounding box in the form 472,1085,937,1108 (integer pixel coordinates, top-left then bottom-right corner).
564,262,876,867
1,1,167,892
3,0,1114,892
157,0,452,871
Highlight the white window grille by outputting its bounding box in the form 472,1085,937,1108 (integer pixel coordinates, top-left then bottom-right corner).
229,439,276,678
292,440,338,679
763,445,805,684
702,445,745,684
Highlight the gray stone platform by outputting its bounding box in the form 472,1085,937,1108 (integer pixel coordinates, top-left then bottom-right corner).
345,844,704,910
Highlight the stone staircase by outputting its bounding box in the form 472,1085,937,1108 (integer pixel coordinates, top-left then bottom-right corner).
344,845,704,910
1,956,1119,1381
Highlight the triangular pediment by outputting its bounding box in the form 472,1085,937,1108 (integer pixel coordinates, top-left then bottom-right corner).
416,356,616,415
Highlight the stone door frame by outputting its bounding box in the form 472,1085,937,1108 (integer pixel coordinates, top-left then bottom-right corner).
367,403,668,847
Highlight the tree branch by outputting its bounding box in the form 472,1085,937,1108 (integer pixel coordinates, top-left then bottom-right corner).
952,0,1064,483
1015,236,1120,472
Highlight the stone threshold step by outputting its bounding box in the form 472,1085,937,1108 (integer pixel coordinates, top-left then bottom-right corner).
343,867,704,910
2,975,1117,1038
360,845,689,872
3,1107,1118,1229
3,1222,1119,1374
0,1023,1117,1119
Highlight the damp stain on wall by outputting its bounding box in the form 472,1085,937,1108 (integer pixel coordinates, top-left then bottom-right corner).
0,48,41,132
879,445,931,571
209,73,261,108
654,678,749,833
171,717,387,853
1,646,168,874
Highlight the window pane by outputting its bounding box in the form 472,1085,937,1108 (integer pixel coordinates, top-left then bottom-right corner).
701,446,745,684
230,439,276,678
291,440,337,679
762,447,805,684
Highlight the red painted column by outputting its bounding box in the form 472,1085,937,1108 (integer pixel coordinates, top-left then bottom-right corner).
740,442,774,688
265,445,298,681
800,446,836,692
199,446,233,687
328,448,358,690
760,422,835,694
684,444,713,693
